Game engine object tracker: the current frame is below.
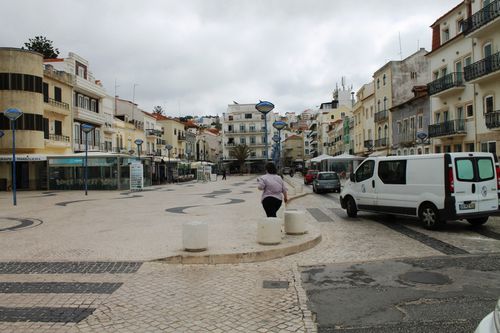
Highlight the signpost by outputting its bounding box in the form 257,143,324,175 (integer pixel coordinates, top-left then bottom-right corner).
130,161,144,191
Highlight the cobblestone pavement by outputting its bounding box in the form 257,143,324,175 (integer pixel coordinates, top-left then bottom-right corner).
0,176,499,332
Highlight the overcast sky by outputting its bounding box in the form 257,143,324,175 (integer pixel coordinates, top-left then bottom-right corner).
2,0,459,117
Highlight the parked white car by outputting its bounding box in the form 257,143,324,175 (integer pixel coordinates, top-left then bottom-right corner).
340,153,500,229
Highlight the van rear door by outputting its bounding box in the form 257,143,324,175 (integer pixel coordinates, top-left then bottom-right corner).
452,153,498,215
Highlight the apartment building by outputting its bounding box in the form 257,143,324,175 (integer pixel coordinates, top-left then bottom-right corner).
373,48,430,156
352,82,375,156
45,53,107,153
222,103,277,172
282,134,304,168
463,0,500,155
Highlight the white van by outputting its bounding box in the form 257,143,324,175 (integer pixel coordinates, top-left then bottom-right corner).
340,153,500,229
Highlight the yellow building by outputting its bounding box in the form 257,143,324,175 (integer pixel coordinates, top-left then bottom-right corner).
282,134,304,168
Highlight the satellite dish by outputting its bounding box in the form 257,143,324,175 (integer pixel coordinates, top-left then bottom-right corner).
416,132,428,141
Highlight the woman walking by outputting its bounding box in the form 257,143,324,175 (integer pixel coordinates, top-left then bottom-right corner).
257,162,288,217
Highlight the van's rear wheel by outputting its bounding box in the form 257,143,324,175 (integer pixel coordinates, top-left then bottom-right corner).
346,197,357,218
419,203,443,230
467,217,488,226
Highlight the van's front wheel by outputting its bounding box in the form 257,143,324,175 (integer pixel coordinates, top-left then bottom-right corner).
346,197,358,218
467,217,488,226
419,203,443,230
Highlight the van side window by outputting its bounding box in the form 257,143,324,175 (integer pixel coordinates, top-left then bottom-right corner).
477,158,494,180
378,160,407,184
456,159,474,181
355,160,375,182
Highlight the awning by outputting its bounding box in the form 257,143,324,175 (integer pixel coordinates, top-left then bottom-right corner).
0,154,47,162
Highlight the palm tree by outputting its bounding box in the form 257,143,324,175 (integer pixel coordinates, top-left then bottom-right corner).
230,144,251,174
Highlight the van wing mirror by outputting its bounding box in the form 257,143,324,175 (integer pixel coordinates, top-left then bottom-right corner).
350,173,355,182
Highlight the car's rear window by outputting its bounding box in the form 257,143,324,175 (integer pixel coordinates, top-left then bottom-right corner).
455,157,494,182
319,173,338,180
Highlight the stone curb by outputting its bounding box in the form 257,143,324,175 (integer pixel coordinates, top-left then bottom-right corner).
153,234,322,265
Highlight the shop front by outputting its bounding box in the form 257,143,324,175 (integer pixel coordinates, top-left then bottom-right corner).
47,153,152,191
0,154,47,191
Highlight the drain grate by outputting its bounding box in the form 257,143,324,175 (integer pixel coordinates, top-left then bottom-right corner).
263,280,289,289
0,262,142,274
0,307,95,323
0,282,123,294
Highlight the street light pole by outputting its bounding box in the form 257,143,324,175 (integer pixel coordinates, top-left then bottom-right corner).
272,120,286,171
166,144,173,183
255,101,275,162
4,108,23,206
81,124,94,196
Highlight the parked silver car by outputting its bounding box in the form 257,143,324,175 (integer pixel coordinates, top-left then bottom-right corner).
312,171,341,193
475,298,499,333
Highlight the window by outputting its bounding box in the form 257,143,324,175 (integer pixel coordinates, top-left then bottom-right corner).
442,28,450,42
418,115,423,129
485,95,494,113
466,104,473,117
410,72,417,79
245,113,252,119
466,143,475,152
239,124,245,131
433,71,439,80
377,79,380,89
377,100,381,112
11,73,22,90
228,115,233,121
383,97,387,110
43,83,49,102
240,137,245,144
477,158,494,180
54,87,62,102
441,67,448,77
456,159,474,181
250,136,256,144
454,144,462,152
54,120,62,135
435,146,441,153
456,106,464,120
457,18,465,33
444,145,451,153
383,74,386,85
23,74,34,91
481,141,497,156
355,160,375,182
90,100,96,112
0,73,9,89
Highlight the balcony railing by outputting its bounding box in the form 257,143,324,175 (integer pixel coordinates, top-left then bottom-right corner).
463,0,500,34
428,119,466,138
47,98,70,110
427,72,464,96
48,134,70,142
398,130,417,146
145,129,162,137
374,137,388,148
485,110,500,129
156,138,166,145
364,140,373,149
464,51,500,82
374,110,388,122
177,133,186,140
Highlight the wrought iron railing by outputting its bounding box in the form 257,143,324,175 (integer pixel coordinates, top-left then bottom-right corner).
374,137,388,147
427,72,464,95
464,51,500,81
374,110,388,122
364,140,373,149
485,110,500,129
463,0,500,34
428,119,466,138
398,130,417,145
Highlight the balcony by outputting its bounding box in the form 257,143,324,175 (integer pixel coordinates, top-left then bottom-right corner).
44,98,71,116
102,124,115,134
397,130,417,147
374,110,388,123
364,140,374,149
156,138,166,145
73,106,106,125
177,133,186,141
45,134,71,148
428,119,466,138
463,0,500,37
485,110,500,129
464,51,500,83
374,137,388,148
427,72,465,97
145,129,162,137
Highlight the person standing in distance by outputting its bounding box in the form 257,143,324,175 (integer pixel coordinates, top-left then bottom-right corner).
257,162,288,217
222,169,227,180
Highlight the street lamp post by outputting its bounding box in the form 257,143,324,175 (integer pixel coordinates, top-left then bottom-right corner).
134,139,144,160
255,101,274,162
3,108,24,206
166,144,173,183
272,120,286,171
81,124,94,196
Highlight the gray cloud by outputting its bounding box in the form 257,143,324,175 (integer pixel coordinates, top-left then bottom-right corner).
1,0,459,116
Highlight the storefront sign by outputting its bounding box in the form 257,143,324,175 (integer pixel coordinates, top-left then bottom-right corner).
0,154,47,162
130,162,144,191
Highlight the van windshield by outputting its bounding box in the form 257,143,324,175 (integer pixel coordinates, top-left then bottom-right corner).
455,157,494,182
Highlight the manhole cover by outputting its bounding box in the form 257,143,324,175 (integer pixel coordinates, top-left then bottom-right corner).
399,271,452,285
263,280,289,289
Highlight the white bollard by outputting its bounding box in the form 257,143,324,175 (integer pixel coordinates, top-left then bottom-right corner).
257,217,282,245
284,211,307,235
183,221,208,252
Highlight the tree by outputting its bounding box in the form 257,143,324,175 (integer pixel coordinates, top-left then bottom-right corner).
23,36,59,59
230,144,251,174
152,105,164,115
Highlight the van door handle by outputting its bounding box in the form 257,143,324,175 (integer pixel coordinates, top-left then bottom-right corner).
372,180,375,188
471,184,476,193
